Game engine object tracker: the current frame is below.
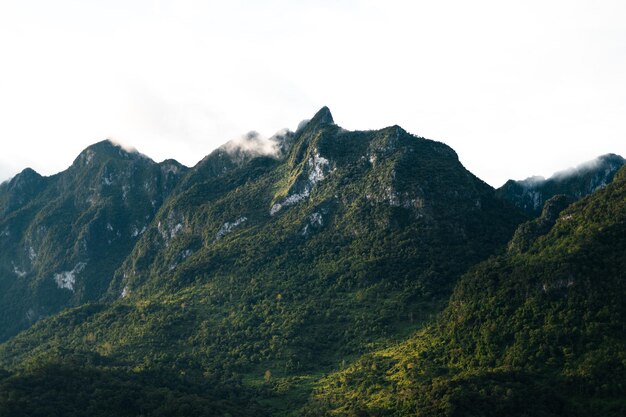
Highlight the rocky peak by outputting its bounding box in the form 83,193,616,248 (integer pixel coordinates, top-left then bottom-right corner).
72,139,151,168
309,106,334,126
159,159,187,174
6,168,43,189
0,167,47,216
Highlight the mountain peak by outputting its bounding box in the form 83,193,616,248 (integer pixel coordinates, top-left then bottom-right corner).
310,106,334,126
73,139,150,167
597,153,626,165
14,167,41,181
88,139,140,156
3,167,43,191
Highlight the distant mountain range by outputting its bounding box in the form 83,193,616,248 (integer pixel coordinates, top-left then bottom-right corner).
497,153,625,214
0,108,623,416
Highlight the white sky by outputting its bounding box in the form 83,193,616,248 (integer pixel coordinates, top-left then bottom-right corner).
1,0,625,187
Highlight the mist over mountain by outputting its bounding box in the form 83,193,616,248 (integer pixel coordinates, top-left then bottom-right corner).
497,153,625,214
0,108,623,416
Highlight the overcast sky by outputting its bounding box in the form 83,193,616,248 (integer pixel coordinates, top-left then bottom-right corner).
1,0,625,187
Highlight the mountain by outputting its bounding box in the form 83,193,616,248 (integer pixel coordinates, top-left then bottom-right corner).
497,153,625,215
1,108,624,416
0,108,528,415
0,140,187,340
506,194,573,254
311,165,626,417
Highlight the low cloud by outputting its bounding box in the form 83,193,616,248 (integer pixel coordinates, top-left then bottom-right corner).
519,175,546,187
106,137,139,154
516,154,625,188
551,154,624,181
105,137,152,160
221,129,293,159
295,119,310,134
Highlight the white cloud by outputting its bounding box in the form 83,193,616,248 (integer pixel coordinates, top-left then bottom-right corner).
222,131,281,159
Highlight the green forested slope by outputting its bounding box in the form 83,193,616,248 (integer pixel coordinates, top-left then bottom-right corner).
310,166,626,417
0,359,265,417
0,108,525,415
3,108,622,417
0,141,187,340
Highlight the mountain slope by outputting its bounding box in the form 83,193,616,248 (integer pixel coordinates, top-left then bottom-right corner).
0,140,187,340
497,153,625,215
312,166,626,416
0,108,526,415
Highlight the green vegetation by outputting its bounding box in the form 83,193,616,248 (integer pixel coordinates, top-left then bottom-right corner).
308,166,626,416
0,108,623,415
0,358,264,417
0,140,188,340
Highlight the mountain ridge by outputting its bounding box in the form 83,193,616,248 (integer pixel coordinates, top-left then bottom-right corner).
0,108,522,378
0,138,189,340
0,108,623,416
497,153,625,214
